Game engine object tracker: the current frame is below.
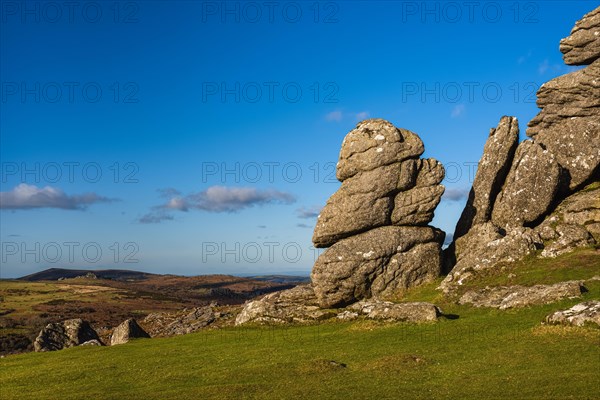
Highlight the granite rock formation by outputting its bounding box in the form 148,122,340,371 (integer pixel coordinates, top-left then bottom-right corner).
443,7,600,293
312,119,445,308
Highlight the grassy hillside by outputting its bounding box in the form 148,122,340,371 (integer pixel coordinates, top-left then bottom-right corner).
1,249,599,399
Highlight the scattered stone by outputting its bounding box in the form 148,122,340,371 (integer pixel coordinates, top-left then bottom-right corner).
336,311,359,321
80,339,103,346
34,319,102,352
458,281,585,310
559,7,600,65
349,300,441,322
546,301,600,327
110,318,150,345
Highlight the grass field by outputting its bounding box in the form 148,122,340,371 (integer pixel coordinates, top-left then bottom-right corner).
1,249,599,399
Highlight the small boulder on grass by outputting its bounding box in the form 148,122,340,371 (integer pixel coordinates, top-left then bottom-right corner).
545,301,600,327
34,319,102,352
111,318,150,345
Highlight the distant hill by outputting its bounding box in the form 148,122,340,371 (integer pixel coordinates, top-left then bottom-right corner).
19,268,158,282
18,268,310,285
248,275,311,284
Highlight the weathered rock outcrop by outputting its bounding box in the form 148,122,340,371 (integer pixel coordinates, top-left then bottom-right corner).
110,318,150,345
453,116,519,239
312,226,444,308
491,140,563,228
458,281,585,309
443,7,600,293
235,285,334,325
235,285,443,325
559,7,600,66
311,119,445,308
526,59,600,190
34,319,102,352
545,300,600,327
143,305,219,337
238,120,446,321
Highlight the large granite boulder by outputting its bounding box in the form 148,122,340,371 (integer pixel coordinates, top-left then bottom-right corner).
336,119,424,181
453,116,519,239
312,226,444,308
110,318,150,345
491,140,563,228
34,319,102,352
559,7,600,66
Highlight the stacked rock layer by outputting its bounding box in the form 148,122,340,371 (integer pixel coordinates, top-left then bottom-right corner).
311,119,445,308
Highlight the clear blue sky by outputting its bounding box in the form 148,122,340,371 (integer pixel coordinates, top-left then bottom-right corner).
0,1,593,278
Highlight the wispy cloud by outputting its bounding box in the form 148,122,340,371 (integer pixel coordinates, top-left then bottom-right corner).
184,186,295,212
355,111,370,120
138,210,174,224
0,183,115,210
296,205,322,219
138,186,296,223
442,187,469,202
325,110,343,122
297,223,312,229
517,50,532,65
451,104,466,118
325,110,370,122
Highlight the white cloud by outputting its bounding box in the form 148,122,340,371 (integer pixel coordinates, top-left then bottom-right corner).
140,186,297,222
355,111,370,120
442,187,470,202
0,183,114,210
296,205,322,219
325,111,343,122
451,104,466,118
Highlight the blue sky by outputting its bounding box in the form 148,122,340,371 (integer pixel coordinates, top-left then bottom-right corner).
0,1,593,278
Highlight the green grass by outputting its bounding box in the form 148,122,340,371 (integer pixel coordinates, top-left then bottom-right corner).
1,300,599,400
1,250,599,400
